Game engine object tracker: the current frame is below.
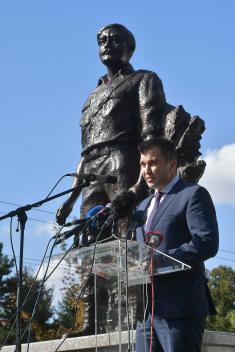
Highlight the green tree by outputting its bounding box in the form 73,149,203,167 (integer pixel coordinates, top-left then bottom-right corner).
0,242,57,345
206,265,235,332
0,243,15,343
56,284,85,336
0,242,14,286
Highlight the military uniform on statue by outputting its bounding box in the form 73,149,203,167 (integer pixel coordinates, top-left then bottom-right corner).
56,24,166,335
80,62,165,219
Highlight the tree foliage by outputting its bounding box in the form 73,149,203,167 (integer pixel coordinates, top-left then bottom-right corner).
0,242,58,346
206,265,235,332
0,242,13,283
56,283,85,336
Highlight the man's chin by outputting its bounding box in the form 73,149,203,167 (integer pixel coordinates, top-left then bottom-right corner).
147,181,157,189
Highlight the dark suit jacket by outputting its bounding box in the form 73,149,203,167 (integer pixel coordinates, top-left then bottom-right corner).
136,178,219,319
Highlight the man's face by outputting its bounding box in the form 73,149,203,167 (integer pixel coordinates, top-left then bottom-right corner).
140,147,177,190
98,27,131,67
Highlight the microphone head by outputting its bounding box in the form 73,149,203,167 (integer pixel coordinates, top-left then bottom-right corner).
85,205,107,232
145,231,163,248
81,173,117,183
111,191,136,219
85,205,105,218
81,205,109,245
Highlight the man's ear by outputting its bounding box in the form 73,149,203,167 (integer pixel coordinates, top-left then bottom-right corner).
170,159,177,171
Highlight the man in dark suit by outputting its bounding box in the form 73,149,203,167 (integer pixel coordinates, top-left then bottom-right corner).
135,138,219,352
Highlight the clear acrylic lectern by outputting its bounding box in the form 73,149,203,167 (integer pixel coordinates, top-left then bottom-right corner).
44,240,190,351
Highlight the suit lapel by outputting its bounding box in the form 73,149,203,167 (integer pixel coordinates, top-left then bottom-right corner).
136,195,153,243
150,179,184,229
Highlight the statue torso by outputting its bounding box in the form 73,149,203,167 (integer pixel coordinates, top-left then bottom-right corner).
80,66,165,156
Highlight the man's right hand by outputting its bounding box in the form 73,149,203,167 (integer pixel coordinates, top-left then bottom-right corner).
56,201,74,225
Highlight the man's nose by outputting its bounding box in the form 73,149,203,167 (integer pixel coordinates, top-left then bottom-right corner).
145,164,151,174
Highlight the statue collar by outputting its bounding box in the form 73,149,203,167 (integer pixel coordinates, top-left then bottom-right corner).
98,64,135,85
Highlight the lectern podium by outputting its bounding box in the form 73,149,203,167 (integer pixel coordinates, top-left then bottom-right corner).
45,240,190,351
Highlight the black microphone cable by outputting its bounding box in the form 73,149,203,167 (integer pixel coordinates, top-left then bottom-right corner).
20,216,92,336
1,175,74,339
20,172,84,347
0,174,82,350
23,223,87,350
53,216,115,352
35,214,141,352
124,209,147,350
12,236,65,349
7,208,121,351
24,234,63,351
0,231,60,350
0,223,70,350
45,174,73,200
22,218,93,350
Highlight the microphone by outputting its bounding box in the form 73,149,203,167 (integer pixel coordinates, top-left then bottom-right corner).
91,203,114,230
93,203,112,218
54,204,112,245
67,173,117,184
63,218,85,227
100,192,137,230
111,191,136,219
145,231,163,248
85,205,106,218
63,205,106,228
80,204,112,245
54,221,87,245
127,210,147,240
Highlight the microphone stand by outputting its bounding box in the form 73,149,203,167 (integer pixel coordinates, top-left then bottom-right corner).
0,180,89,352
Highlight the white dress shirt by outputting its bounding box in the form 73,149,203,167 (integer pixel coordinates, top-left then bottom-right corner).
145,175,180,229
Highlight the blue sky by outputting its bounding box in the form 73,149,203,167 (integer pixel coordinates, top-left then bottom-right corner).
0,0,235,272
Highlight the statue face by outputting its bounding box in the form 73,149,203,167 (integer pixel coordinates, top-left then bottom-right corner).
98,27,131,67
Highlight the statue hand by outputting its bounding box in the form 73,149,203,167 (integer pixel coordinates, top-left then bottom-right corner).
56,201,73,225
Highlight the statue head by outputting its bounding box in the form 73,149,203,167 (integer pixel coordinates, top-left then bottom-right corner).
97,24,136,68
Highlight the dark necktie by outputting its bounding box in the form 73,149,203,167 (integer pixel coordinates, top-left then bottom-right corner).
145,191,163,232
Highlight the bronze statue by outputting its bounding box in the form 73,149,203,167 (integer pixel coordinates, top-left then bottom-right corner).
56,23,167,226
56,24,205,227
56,23,206,335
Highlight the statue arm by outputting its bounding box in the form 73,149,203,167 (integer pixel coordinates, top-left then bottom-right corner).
56,157,85,225
139,71,166,140
127,72,166,204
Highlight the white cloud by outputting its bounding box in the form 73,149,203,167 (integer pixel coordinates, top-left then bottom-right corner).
200,143,235,206
37,253,82,306
37,257,65,305
33,222,57,237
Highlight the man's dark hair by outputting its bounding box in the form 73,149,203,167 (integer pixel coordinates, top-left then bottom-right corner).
97,23,136,56
138,138,177,162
